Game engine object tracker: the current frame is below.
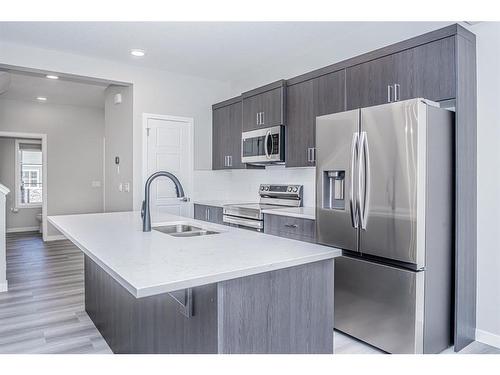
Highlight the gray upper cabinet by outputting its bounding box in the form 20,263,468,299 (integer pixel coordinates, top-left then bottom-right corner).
346,54,396,110
393,36,456,102
212,98,244,170
314,70,346,117
286,70,345,167
347,37,456,110
242,80,286,132
286,79,314,168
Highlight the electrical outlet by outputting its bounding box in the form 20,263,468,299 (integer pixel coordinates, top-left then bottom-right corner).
124,183,130,193
118,183,123,192
91,181,101,188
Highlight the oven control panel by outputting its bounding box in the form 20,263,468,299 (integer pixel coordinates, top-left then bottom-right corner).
259,184,303,198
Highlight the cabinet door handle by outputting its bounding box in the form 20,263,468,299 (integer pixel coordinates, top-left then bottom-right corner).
228,155,232,167
387,85,393,103
307,148,311,162
394,83,400,102
312,147,316,162
261,111,265,125
256,112,259,125
284,223,298,229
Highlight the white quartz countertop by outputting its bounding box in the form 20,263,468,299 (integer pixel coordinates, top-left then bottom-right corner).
262,207,316,220
48,211,339,298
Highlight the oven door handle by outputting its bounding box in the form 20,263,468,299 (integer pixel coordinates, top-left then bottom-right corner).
223,215,263,230
264,130,272,159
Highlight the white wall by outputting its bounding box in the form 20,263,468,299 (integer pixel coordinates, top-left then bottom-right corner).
0,98,105,237
104,85,134,212
0,137,42,231
0,41,232,212
469,22,500,346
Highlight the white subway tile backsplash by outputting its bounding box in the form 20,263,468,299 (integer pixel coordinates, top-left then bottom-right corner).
193,166,316,207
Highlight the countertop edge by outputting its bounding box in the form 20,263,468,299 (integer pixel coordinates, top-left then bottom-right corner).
134,249,340,297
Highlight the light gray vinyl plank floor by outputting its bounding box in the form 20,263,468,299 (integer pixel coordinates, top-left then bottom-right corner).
0,232,112,354
0,231,498,355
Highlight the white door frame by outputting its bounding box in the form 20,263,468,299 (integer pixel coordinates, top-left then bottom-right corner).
141,113,194,213
0,131,48,242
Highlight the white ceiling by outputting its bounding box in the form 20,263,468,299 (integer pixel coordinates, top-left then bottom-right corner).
0,22,456,84
0,71,107,108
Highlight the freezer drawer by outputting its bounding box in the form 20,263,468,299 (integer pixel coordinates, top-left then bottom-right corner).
334,256,424,354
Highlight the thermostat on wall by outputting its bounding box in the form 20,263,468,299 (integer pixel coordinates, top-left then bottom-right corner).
114,93,122,105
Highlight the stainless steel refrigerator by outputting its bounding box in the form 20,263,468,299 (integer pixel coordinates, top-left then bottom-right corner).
316,98,454,354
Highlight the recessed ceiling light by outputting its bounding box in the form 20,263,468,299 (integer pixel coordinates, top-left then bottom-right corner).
46,74,59,80
36,97,47,102
130,49,145,57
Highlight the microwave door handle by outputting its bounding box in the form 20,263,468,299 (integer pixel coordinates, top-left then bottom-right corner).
264,130,271,159
350,132,359,228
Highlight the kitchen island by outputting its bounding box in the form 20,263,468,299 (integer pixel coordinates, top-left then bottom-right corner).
48,211,340,354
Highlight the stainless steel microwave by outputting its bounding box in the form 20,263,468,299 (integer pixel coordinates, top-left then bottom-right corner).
241,126,285,164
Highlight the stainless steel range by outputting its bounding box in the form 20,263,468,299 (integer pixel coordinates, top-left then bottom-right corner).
223,184,303,231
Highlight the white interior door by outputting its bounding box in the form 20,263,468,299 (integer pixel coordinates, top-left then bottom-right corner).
144,115,193,222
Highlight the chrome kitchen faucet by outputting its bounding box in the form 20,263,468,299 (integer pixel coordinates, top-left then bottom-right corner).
141,171,186,232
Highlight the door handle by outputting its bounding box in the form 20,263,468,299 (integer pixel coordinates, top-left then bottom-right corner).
350,132,359,229
387,85,393,103
284,223,298,229
358,131,370,230
394,83,400,102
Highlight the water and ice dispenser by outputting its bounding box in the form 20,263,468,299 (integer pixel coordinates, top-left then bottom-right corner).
323,170,345,210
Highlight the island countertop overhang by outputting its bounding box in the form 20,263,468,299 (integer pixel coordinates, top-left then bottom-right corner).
48,211,340,298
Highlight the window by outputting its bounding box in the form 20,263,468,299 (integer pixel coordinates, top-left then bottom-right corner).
15,140,43,208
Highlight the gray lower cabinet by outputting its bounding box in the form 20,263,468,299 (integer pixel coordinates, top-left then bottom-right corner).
264,214,316,243
85,255,334,354
346,36,456,110
212,97,244,170
286,70,345,167
194,203,223,225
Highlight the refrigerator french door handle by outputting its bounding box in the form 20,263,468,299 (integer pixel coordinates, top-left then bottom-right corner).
358,131,370,230
350,132,359,228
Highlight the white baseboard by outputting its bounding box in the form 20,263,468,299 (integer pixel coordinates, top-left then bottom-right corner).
44,234,67,242
6,226,40,233
0,281,8,293
476,328,500,349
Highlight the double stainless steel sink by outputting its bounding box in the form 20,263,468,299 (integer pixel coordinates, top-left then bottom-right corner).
153,223,219,237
